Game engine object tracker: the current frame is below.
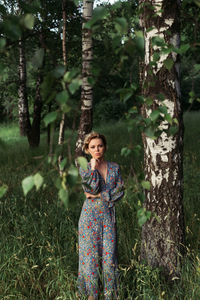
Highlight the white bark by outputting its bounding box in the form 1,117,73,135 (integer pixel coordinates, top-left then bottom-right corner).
140,0,184,277
75,0,93,157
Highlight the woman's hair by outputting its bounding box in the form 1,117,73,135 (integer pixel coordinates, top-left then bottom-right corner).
83,132,107,154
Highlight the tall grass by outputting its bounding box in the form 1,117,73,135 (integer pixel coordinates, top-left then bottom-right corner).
0,112,200,299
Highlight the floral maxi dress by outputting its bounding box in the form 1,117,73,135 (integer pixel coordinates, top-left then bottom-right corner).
78,161,124,299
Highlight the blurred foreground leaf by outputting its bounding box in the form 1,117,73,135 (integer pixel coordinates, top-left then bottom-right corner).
22,176,34,196
34,173,44,191
59,188,69,208
0,185,8,198
77,156,88,170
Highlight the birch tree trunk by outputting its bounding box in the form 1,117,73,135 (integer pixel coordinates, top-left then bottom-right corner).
18,37,31,136
139,0,185,277
75,0,93,157
58,0,67,171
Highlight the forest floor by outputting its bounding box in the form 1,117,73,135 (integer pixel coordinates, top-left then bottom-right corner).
0,111,200,299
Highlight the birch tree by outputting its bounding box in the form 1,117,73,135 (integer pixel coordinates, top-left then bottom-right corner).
75,0,93,157
18,36,31,136
58,0,67,170
139,0,185,277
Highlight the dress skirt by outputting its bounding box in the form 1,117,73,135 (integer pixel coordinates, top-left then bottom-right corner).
77,196,118,299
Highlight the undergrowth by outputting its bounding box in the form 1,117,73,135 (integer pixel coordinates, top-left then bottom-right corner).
0,112,200,299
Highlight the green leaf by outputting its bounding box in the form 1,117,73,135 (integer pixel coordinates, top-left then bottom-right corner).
135,31,144,55
55,177,62,189
120,88,133,102
88,77,96,86
32,48,44,69
53,65,65,78
144,97,153,105
4,19,21,40
165,113,172,125
144,127,156,139
43,111,58,127
194,64,200,74
157,94,165,101
84,6,108,29
34,173,43,191
58,188,69,208
0,185,8,198
121,147,131,157
175,44,190,54
128,106,138,114
141,180,151,190
138,215,147,227
114,17,128,34
59,158,67,171
133,145,142,157
0,38,6,49
0,63,6,76
173,118,179,125
158,105,168,114
150,110,160,122
152,36,166,47
24,14,34,30
22,176,34,196
168,126,178,136
61,104,72,114
68,165,78,177
67,165,79,185
77,156,88,170
164,58,173,70
68,78,82,95
56,90,69,104
153,52,160,62
63,68,79,82
137,207,151,227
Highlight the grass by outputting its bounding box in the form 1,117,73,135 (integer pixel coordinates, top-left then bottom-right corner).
0,112,200,299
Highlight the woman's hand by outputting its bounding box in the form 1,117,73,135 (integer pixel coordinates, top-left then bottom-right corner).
90,158,100,170
84,192,101,199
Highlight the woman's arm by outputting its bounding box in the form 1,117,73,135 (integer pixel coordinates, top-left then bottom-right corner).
101,164,124,203
79,165,101,195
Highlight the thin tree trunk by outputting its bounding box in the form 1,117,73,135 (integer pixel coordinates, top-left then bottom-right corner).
27,31,45,148
18,36,31,136
58,0,67,172
139,0,184,277
47,103,52,146
75,0,93,157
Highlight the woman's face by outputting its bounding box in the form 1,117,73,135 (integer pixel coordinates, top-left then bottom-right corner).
88,138,105,160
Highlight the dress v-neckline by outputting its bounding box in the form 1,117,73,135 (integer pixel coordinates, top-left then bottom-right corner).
98,161,109,184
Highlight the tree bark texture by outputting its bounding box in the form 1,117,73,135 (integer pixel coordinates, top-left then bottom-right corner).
58,0,67,172
139,0,184,277
75,0,93,157
18,37,31,136
58,0,67,149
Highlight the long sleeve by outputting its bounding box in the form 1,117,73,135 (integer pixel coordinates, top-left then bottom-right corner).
79,165,101,195
101,164,124,205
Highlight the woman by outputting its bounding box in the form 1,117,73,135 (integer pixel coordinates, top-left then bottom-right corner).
77,132,124,299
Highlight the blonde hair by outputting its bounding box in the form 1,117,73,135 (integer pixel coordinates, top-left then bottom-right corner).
83,132,107,154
